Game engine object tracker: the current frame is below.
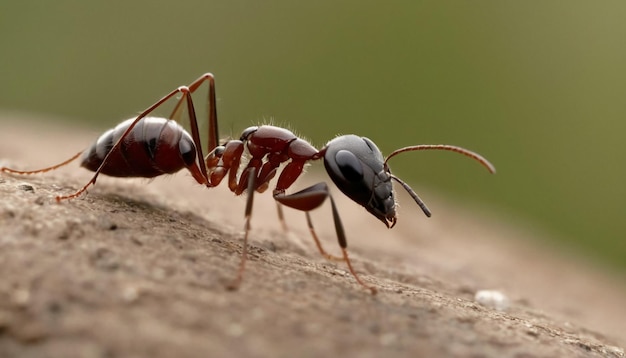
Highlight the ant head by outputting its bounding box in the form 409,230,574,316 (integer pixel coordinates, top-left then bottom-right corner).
323,136,496,228
322,135,399,228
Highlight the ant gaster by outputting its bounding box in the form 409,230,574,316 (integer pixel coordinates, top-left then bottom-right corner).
1,73,495,294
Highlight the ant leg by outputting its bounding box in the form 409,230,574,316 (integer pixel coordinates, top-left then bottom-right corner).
273,184,343,260
1,151,83,175
169,73,219,152
198,73,219,152
227,167,256,291
179,79,208,184
304,211,343,262
276,202,289,232
274,183,377,294
327,194,377,294
56,86,199,202
167,74,220,185
275,195,335,257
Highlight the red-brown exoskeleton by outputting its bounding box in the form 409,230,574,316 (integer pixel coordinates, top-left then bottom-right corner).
1,73,496,294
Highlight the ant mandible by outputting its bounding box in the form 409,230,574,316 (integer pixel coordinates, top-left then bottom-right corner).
1,73,496,295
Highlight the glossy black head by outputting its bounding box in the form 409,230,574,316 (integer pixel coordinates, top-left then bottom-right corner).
323,137,497,229
323,135,397,228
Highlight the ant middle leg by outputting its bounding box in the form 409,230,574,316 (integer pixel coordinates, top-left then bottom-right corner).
276,202,289,232
226,167,257,291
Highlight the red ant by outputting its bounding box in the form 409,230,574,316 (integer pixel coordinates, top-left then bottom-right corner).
1,73,495,294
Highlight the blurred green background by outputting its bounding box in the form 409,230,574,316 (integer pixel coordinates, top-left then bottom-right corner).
1,2,625,274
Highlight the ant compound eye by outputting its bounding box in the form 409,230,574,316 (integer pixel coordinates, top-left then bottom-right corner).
335,150,364,182
179,137,197,166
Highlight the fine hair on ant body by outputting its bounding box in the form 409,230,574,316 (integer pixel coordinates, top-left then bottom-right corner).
1,73,495,294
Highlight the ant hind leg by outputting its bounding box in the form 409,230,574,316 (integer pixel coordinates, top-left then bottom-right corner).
1,151,83,175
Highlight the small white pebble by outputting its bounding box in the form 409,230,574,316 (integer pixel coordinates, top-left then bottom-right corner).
379,332,398,346
474,289,509,311
12,289,31,307
151,268,166,280
251,307,265,320
121,286,140,303
226,323,244,337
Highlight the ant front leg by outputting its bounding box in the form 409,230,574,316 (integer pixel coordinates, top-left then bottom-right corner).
273,184,342,261
271,159,341,260
274,183,377,295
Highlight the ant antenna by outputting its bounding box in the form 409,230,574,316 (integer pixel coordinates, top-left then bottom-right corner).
390,174,431,217
384,145,496,174
384,144,496,216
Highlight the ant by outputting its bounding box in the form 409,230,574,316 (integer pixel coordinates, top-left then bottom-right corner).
1,73,495,294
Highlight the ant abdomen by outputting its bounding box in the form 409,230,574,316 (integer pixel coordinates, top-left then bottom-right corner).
81,117,197,178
